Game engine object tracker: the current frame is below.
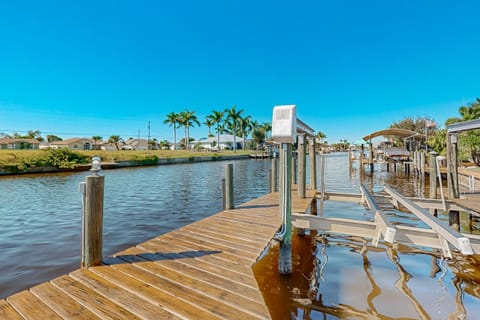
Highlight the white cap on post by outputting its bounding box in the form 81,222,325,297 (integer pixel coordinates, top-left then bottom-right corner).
272,105,297,144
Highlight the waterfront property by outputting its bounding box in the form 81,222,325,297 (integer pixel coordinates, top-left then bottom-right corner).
0,138,40,150
50,138,95,151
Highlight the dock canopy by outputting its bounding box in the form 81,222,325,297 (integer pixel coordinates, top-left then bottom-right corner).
362,128,425,142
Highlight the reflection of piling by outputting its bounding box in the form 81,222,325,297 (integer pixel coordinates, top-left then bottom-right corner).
224,163,234,210
81,174,105,268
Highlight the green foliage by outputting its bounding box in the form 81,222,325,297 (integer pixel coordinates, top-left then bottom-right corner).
0,149,89,172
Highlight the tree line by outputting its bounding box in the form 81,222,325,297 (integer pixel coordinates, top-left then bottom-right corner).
389,98,480,165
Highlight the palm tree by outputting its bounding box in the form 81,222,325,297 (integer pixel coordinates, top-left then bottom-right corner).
108,135,122,150
92,136,103,146
316,131,327,145
209,110,225,150
178,109,200,150
225,106,244,152
204,117,215,137
163,112,180,150
261,122,272,141
238,115,253,150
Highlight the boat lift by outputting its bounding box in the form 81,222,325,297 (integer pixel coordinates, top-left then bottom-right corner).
292,184,479,258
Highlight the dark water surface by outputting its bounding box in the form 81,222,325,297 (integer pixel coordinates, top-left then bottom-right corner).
255,153,480,319
0,159,269,298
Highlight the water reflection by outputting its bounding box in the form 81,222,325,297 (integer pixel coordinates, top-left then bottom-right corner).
256,153,480,319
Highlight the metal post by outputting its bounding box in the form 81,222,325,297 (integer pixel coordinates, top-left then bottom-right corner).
279,143,292,275
309,137,317,190
320,153,325,202
225,163,234,209
81,174,105,268
298,134,306,198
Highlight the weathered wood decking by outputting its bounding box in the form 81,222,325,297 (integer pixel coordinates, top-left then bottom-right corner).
1,188,314,320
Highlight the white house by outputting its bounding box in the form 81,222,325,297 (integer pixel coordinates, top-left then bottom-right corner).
122,139,149,150
49,138,94,150
197,134,245,151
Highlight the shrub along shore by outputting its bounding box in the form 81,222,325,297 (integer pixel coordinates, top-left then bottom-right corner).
0,149,251,175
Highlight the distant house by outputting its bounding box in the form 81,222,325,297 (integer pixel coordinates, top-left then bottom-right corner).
197,134,244,151
50,138,94,150
0,138,40,150
39,141,51,150
122,139,149,151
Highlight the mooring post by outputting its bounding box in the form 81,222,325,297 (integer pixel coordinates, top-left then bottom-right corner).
369,141,374,174
298,134,306,198
268,170,272,193
279,143,292,274
420,152,425,177
429,152,438,216
225,163,234,210
221,178,226,209
359,144,365,179
309,136,317,190
446,133,460,231
271,158,278,192
80,157,104,269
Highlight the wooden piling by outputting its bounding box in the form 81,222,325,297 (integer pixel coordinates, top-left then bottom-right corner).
82,175,104,268
309,137,317,190
359,145,365,179
279,143,292,275
429,154,438,216
298,134,306,198
291,156,297,185
271,158,278,192
447,133,460,230
369,142,374,174
420,152,425,177
225,163,234,209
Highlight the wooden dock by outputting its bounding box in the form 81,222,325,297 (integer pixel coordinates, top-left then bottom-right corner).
1,188,315,320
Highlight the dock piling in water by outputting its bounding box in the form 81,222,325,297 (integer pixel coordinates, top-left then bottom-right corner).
224,163,234,210
297,134,306,198
81,173,105,268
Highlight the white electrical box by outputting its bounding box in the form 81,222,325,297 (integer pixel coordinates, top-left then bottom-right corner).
272,105,297,143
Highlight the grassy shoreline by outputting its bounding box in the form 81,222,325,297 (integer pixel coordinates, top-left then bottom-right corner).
0,149,253,175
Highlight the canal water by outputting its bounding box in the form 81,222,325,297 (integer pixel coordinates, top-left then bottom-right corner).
0,159,270,299
1,153,480,319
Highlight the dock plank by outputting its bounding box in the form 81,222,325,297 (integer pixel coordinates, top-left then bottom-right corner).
70,269,179,319
51,275,142,320
92,264,222,320
7,290,62,320
30,282,101,320
0,300,23,320
1,191,315,319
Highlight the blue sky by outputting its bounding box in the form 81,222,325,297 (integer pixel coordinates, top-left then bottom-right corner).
0,0,479,144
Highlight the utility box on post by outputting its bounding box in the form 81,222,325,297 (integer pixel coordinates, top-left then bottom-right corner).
272,105,297,144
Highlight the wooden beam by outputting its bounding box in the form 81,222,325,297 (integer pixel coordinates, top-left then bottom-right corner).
318,192,362,203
